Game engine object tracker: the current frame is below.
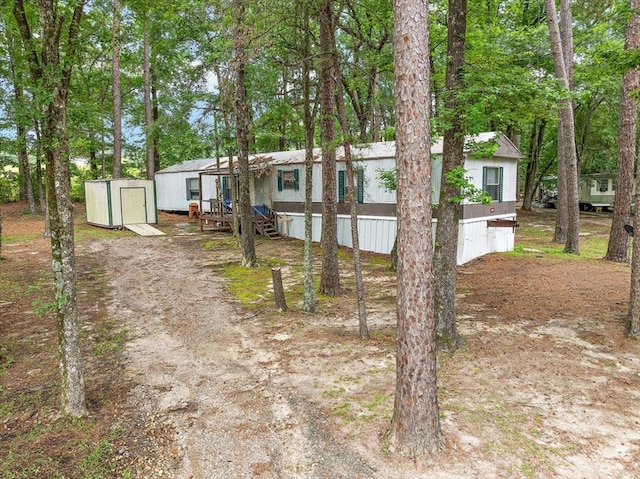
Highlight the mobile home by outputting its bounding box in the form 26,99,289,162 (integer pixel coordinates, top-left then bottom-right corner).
157,132,522,264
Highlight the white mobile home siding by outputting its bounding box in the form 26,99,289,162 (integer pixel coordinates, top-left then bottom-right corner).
156,170,216,212
273,134,520,265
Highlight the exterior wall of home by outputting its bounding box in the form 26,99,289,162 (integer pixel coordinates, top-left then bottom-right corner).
271,152,518,264
462,156,519,204
276,211,515,265
155,171,217,212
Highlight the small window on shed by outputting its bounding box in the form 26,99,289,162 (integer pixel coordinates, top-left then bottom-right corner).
186,178,199,200
482,167,503,202
277,169,299,191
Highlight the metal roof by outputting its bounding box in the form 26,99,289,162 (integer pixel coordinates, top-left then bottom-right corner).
160,132,521,174
156,158,219,174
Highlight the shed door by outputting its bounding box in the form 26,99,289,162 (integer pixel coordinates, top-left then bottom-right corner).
120,187,147,224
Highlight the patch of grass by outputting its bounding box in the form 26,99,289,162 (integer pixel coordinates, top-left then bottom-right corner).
203,237,241,250
220,257,287,309
333,402,351,416
93,327,127,357
74,224,128,242
2,233,42,243
451,397,563,477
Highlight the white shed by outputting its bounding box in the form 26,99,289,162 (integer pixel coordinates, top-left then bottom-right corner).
85,179,158,228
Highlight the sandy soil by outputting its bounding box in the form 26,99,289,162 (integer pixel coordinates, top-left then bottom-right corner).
3,204,640,478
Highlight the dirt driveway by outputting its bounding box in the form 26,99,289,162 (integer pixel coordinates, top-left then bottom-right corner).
89,233,375,478
3,204,640,478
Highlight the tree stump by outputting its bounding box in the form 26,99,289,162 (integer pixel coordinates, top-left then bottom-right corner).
271,268,288,311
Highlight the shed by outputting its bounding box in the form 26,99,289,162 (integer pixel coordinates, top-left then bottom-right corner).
85,179,159,229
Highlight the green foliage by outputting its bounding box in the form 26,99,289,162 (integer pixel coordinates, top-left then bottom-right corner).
376,167,396,192
444,166,492,205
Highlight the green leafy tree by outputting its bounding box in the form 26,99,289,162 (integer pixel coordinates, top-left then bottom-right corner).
13,0,88,417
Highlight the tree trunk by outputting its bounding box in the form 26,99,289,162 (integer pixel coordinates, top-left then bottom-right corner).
318,0,341,296
7,34,36,212
545,0,579,253
389,0,441,459
522,119,546,211
143,13,155,180
271,269,288,311
112,0,122,179
336,76,369,340
434,0,467,352
13,0,87,416
152,71,161,172
625,0,640,338
302,6,316,314
233,0,257,267
606,0,640,263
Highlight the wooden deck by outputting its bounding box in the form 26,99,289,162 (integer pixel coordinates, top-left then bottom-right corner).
197,202,280,238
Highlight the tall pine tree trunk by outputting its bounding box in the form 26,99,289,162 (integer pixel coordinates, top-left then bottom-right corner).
318,0,341,295
233,0,257,267
302,5,316,314
545,0,579,253
112,0,122,179
434,0,467,351
389,0,441,459
143,12,155,180
607,0,640,263
624,0,640,338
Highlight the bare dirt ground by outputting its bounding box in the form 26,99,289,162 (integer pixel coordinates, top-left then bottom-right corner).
2,202,640,479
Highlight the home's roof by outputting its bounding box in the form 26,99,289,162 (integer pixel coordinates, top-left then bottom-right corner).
156,158,218,174
161,132,522,174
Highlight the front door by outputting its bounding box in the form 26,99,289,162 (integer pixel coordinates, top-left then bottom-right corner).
120,187,147,224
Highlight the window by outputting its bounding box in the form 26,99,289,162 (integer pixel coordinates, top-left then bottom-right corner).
277,169,299,191
599,179,608,192
338,169,364,203
186,178,199,200
482,167,503,202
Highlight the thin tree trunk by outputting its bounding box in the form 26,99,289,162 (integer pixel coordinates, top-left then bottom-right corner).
434,0,467,352
143,13,155,180
522,119,546,211
233,0,257,267
336,76,369,340
607,0,640,263
318,0,341,296
389,0,441,459
302,5,316,314
112,0,122,179
370,68,381,142
7,34,36,212
152,71,160,172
